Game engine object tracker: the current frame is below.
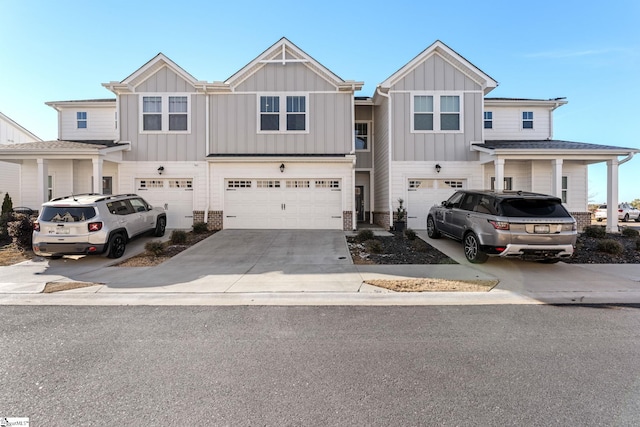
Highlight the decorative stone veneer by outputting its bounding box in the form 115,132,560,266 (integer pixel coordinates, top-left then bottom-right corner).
343,211,353,231
373,211,391,230
571,211,592,232
193,210,224,230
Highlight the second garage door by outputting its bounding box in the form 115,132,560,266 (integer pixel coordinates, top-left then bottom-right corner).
406,179,466,229
136,178,194,229
224,179,343,229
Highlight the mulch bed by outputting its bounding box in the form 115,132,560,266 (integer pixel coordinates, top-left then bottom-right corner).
347,232,457,265
564,232,640,264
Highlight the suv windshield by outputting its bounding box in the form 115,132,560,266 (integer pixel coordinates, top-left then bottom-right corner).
40,206,97,222
499,199,571,218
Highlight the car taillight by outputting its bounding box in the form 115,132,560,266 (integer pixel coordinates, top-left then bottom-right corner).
488,220,510,230
33,222,40,232
618,209,623,213
88,222,102,232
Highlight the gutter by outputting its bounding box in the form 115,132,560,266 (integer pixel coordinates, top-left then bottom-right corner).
619,151,634,165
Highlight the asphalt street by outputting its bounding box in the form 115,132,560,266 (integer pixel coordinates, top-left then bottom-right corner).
2,305,640,426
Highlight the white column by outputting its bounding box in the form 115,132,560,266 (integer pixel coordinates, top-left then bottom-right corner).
494,158,505,191
92,158,104,194
36,158,48,204
551,159,563,198
369,171,375,225
606,158,619,233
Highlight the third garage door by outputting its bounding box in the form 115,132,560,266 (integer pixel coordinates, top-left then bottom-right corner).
224,179,343,229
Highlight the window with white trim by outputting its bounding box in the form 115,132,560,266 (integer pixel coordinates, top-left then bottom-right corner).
484,111,493,129
490,177,513,191
444,180,464,188
286,180,310,188
258,94,308,133
408,179,434,189
77,112,87,129
257,180,281,188
138,179,164,189
355,122,370,150
315,180,340,188
140,94,190,133
522,111,533,129
169,179,193,189
227,180,252,188
412,93,461,132
562,176,568,203
47,175,53,200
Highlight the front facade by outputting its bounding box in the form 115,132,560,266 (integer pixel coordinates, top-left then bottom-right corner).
0,39,635,232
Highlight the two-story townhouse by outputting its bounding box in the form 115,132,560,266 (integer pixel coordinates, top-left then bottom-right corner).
0,38,635,232
368,40,636,232
0,111,43,206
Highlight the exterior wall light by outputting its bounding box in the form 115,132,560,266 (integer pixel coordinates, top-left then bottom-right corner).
158,166,164,175
280,163,285,173
435,164,441,173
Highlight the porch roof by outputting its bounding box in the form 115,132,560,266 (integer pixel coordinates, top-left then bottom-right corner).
0,140,128,159
479,140,637,152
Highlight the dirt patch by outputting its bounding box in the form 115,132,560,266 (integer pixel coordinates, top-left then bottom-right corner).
114,231,217,267
43,281,102,293
365,278,499,292
0,243,33,266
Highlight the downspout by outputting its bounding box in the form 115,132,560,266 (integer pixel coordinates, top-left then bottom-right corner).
204,93,210,224
618,152,634,165
376,86,393,229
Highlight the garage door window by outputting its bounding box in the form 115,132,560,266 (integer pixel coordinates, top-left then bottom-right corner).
227,180,252,188
315,180,340,189
286,180,310,188
169,180,193,189
257,180,281,188
138,179,164,189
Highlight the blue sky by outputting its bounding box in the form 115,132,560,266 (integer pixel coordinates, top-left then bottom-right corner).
1,0,639,202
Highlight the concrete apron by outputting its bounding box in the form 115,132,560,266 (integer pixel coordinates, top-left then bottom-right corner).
1,229,640,305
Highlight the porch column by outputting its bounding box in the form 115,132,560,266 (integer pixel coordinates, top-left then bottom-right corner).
606,158,619,233
92,158,103,194
494,158,505,191
36,158,48,205
551,159,563,198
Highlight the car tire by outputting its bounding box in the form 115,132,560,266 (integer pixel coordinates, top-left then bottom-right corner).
426,216,441,239
463,232,488,264
596,218,602,222
107,233,127,259
154,216,166,237
635,216,640,223
623,214,629,222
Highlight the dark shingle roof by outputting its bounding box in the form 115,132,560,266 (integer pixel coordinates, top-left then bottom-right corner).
479,140,637,151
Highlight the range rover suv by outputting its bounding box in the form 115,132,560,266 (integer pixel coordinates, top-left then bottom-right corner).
427,190,577,263
32,193,166,259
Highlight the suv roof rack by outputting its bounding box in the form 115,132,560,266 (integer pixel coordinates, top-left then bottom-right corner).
50,193,101,202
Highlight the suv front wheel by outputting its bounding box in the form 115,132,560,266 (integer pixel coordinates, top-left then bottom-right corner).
464,232,488,264
154,216,166,237
426,216,441,239
107,233,127,259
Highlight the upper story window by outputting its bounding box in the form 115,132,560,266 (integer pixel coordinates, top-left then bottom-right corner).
484,111,493,129
258,94,308,133
412,93,462,133
355,122,370,150
140,94,190,133
522,111,533,129
77,112,87,129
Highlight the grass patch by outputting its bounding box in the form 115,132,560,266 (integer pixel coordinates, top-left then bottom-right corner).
43,281,102,293
365,278,499,292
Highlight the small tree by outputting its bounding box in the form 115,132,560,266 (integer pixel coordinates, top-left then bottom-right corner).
1,193,12,216
396,198,406,222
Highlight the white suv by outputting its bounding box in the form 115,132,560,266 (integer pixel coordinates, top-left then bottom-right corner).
33,193,166,258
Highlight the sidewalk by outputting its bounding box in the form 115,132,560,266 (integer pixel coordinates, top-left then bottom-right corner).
0,229,639,306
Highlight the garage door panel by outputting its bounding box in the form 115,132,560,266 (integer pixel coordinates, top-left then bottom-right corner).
407,179,465,230
136,178,194,229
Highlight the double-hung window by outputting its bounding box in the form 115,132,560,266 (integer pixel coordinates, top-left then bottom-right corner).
412,93,461,132
140,94,190,133
522,111,533,129
355,122,370,150
484,111,493,129
77,112,87,129
258,94,308,133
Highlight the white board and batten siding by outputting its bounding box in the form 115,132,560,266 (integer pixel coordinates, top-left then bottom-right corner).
118,162,208,229
484,106,552,141
211,161,352,230
391,161,484,230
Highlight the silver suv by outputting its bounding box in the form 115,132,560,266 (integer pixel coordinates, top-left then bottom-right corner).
427,190,576,263
33,193,166,259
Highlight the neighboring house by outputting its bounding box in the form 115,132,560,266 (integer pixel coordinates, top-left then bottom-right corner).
0,111,43,207
0,38,635,232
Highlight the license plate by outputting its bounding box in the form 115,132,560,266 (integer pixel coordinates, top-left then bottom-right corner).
534,225,550,234
55,229,70,234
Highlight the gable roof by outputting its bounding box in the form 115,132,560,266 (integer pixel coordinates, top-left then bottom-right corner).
102,53,205,94
225,37,363,91
379,40,498,94
0,112,42,143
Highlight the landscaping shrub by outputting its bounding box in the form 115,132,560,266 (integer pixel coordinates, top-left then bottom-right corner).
356,229,374,242
0,211,14,244
583,225,606,238
192,222,208,234
404,228,417,240
170,230,188,245
1,193,12,216
621,227,639,238
364,239,383,254
144,241,165,257
597,239,623,255
7,213,33,250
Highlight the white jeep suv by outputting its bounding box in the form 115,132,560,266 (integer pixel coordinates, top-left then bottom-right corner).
32,193,166,258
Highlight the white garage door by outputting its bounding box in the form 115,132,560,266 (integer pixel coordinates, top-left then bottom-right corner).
224,179,343,229
406,179,466,229
136,179,194,229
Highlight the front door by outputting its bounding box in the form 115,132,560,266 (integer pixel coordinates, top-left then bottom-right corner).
355,186,365,222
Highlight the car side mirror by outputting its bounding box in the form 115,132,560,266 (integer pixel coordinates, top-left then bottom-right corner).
441,201,447,207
